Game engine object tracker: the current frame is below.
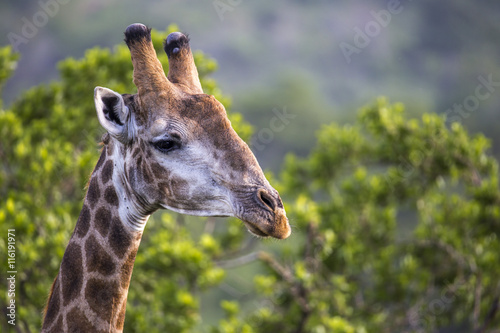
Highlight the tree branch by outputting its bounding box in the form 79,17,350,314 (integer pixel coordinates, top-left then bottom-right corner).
215,252,260,268
415,239,477,274
473,276,483,330
258,251,311,333
475,295,499,333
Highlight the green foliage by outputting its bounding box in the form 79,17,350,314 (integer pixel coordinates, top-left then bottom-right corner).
125,214,225,332
0,26,251,332
213,98,499,332
0,47,18,103
2,28,500,333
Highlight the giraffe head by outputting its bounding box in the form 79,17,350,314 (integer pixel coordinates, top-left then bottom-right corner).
93,24,290,239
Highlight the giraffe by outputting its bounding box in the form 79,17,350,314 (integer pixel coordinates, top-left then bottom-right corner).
41,23,291,332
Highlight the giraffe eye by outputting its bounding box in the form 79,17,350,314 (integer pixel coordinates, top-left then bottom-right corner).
153,139,180,153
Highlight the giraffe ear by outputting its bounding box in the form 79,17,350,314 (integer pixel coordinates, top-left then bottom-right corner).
94,87,130,143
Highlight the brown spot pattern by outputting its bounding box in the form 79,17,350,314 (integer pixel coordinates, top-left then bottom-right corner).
229,157,245,173
60,242,83,306
169,176,189,197
101,160,114,184
104,186,119,207
85,235,116,276
86,177,100,208
109,217,132,259
107,142,114,156
94,149,106,171
151,163,166,178
120,251,137,289
127,166,136,187
142,163,153,183
132,147,141,158
158,182,170,196
75,204,90,238
94,207,112,237
85,278,121,321
52,315,63,332
67,306,103,333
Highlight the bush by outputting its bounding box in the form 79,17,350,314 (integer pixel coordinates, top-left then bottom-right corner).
1,29,499,332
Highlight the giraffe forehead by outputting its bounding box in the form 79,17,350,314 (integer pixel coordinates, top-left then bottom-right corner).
144,103,233,141
134,93,254,170
148,116,190,138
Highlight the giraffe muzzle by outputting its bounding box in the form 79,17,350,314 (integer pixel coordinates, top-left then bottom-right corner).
241,188,291,239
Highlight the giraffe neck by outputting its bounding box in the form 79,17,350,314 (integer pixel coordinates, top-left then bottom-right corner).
42,144,149,333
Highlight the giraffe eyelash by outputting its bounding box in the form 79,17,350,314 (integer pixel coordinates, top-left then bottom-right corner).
152,139,181,153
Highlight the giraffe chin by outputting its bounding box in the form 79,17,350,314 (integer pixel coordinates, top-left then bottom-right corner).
243,221,270,238
242,213,291,240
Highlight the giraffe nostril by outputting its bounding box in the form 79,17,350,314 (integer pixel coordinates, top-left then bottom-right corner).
257,189,276,212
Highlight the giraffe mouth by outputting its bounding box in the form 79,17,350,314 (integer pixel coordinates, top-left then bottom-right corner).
243,220,270,238
241,209,291,240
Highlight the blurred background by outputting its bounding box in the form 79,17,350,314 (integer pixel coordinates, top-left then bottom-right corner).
3,0,500,171
2,1,500,332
